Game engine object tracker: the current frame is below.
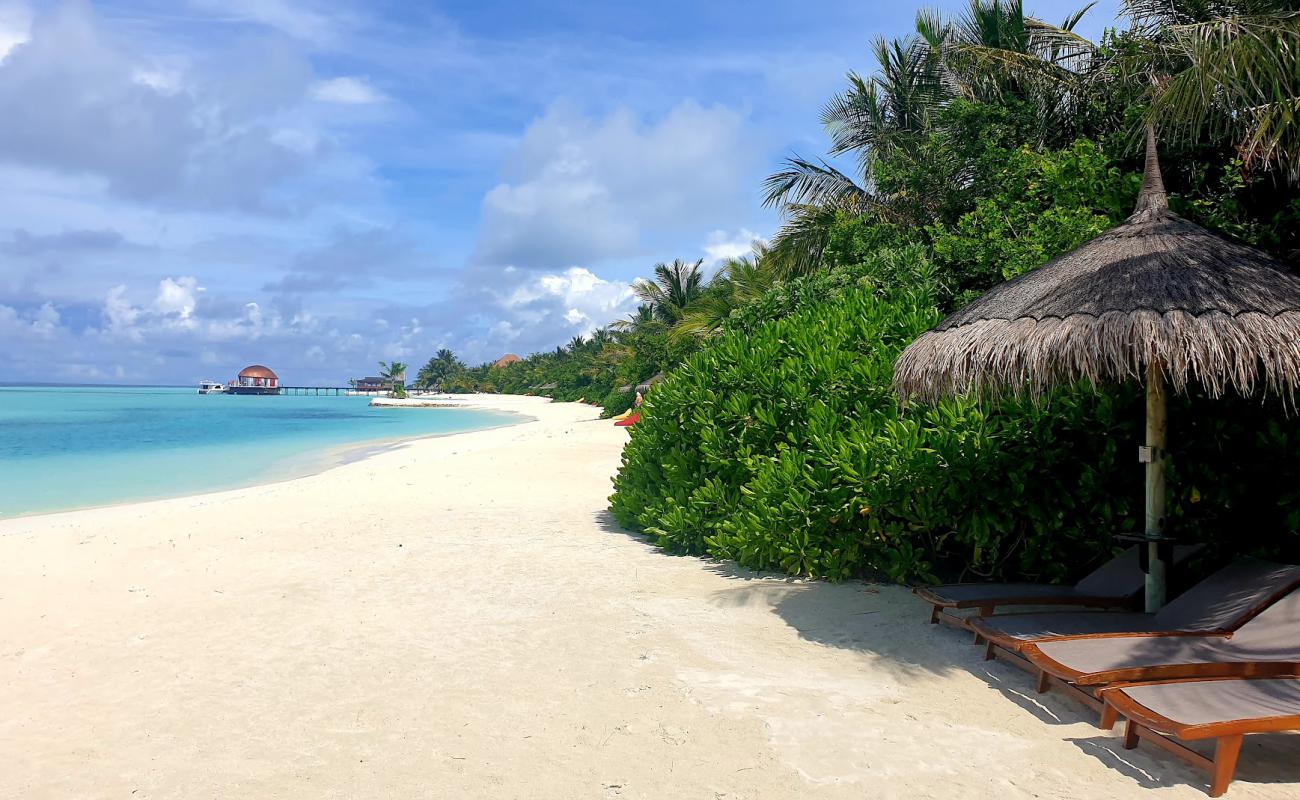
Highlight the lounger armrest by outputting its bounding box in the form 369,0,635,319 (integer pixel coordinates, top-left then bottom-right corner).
916,591,1134,612
1080,661,1300,687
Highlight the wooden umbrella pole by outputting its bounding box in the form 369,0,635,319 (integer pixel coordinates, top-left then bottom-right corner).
1144,360,1169,611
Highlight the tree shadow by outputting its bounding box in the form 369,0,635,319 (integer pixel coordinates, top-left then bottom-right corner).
593,509,1300,793
1066,731,1300,793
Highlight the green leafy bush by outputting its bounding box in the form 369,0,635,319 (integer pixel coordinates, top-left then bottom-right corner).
609,278,1300,584
600,388,636,418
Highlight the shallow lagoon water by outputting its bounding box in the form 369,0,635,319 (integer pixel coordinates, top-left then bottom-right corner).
0,386,522,518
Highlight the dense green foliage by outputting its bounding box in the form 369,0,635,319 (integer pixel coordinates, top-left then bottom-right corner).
612,273,1300,582
419,1,1300,585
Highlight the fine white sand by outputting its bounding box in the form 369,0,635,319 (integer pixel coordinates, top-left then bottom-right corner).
2,395,1296,799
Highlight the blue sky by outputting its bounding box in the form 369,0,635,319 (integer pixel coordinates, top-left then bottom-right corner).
0,0,1123,385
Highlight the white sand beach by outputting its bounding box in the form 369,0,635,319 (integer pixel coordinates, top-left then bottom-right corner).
1,395,1295,799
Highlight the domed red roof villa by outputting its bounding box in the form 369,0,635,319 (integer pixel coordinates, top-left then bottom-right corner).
228,364,281,395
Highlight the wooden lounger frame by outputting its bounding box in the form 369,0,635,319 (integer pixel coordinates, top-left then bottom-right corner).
1100,675,1300,797
916,586,1132,646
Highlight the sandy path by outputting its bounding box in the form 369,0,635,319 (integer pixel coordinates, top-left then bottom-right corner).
1,395,1296,799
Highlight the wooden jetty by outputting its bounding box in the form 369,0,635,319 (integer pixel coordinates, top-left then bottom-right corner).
277,386,387,396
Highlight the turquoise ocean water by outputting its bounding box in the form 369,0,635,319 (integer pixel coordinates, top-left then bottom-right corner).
0,386,524,518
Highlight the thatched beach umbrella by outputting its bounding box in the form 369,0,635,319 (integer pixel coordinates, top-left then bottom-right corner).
893,129,1300,610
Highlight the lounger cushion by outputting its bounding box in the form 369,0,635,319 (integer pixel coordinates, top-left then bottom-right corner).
923,583,1087,606
1121,678,1300,729
1034,578,1300,676
1036,635,1228,676
978,558,1300,644
1151,558,1300,631
923,545,1203,608
976,611,1159,641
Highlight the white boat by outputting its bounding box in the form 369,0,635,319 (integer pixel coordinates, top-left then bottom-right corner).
198,380,226,394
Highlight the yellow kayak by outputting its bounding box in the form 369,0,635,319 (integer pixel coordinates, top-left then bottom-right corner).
609,409,634,422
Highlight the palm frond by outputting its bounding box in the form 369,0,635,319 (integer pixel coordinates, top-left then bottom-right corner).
762,156,871,210
1152,11,1300,180
764,204,848,279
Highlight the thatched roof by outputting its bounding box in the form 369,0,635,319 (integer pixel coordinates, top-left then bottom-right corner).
894,129,1300,403
493,353,522,368
636,372,666,391
536,382,558,390
617,384,633,393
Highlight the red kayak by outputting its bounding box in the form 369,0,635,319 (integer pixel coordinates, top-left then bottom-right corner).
614,411,640,427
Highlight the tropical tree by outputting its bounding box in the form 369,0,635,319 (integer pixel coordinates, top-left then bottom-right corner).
610,303,659,334
762,1,1098,277
378,361,408,398
632,259,706,324
1129,0,1300,182
675,249,780,339
916,0,1096,112
416,349,464,390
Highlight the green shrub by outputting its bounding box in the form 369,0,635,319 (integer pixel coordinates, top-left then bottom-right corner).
609,280,1300,584
600,388,636,418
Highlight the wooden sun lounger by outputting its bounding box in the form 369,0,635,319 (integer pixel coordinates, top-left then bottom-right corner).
1008,575,1300,725
968,559,1300,674
1101,674,1300,796
915,545,1201,631
1024,582,1300,690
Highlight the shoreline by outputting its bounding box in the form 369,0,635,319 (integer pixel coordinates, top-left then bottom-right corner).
0,394,539,524
3,396,1291,798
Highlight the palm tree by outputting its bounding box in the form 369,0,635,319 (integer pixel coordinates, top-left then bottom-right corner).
762,2,1097,277
917,0,1095,104
632,258,706,324
610,303,658,334
675,248,780,339
378,361,408,397
416,349,463,389
1130,0,1300,182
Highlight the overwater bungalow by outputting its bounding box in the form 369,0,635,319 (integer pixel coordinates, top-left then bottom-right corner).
228,364,280,395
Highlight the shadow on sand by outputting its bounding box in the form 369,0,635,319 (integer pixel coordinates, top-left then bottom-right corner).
593,509,1300,795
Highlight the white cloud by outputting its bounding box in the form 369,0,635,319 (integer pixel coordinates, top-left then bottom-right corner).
29,301,59,336
132,68,183,95
311,76,386,104
0,301,62,339
496,265,636,340
475,101,763,270
153,276,202,321
191,0,337,44
0,1,30,62
103,285,142,340
703,228,765,267
0,3,313,211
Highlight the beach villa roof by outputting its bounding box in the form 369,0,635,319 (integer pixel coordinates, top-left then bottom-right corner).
493,353,522,368
536,382,558,390
238,364,278,381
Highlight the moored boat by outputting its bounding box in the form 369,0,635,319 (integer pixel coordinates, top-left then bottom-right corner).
198,380,226,394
